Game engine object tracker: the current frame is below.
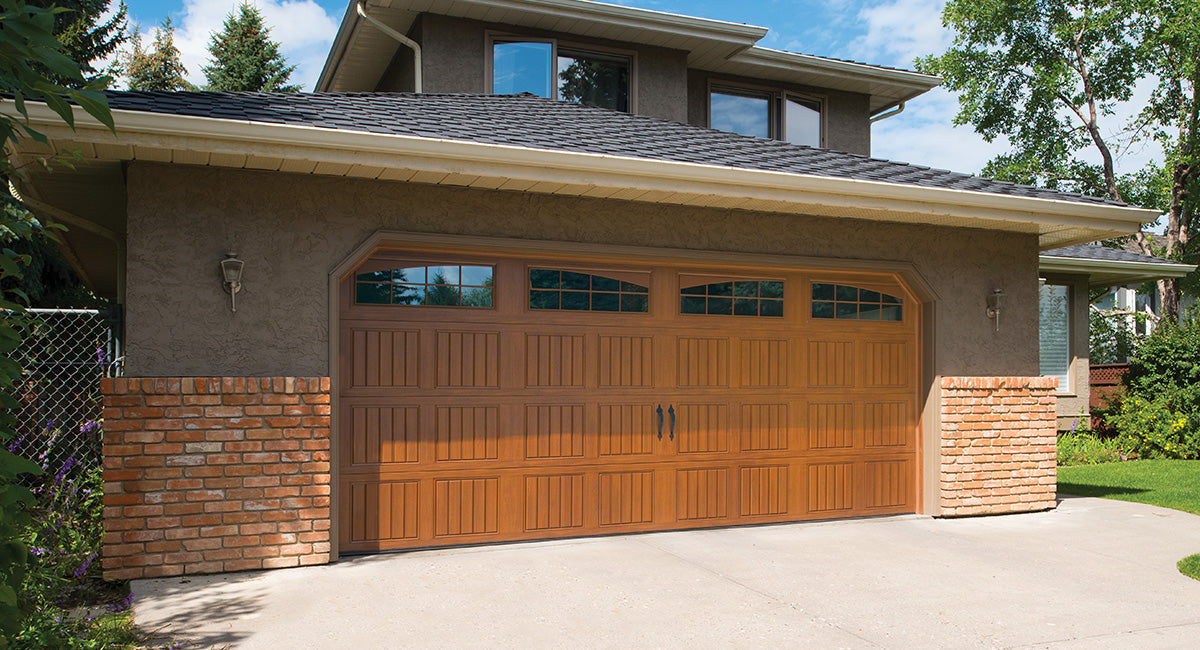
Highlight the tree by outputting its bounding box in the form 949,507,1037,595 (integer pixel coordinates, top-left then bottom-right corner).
0,0,114,639
918,0,1199,321
202,2,299,92
28,0,127,86
120,18,192,91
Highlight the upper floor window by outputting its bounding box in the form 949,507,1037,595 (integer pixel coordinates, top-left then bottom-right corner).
492,37,631,112
710,85,822,147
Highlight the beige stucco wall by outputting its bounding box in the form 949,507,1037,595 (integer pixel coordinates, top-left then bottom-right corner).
1043,273,1092,430
374,14,690,123
123,162,1039,380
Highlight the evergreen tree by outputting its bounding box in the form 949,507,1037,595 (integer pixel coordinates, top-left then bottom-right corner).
121,19,192,91
203,2,299,92
28,0,128,86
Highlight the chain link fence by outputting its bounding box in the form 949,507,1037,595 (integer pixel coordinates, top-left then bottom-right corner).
7,308,122,470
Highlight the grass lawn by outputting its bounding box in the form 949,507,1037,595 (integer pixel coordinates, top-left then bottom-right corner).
1058,459,1200,516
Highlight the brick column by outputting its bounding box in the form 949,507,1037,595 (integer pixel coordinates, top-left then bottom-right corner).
939,376,1057,516
101,377,331,579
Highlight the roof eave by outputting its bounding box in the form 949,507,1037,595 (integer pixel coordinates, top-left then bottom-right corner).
1039,254,1197,288
14,102,1157,248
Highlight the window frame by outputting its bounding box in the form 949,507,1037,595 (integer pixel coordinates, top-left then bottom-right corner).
707,79,826,147
1038,282,1073,394
677,273,785,318
352,260,497,309
485,32,638,113
524,264,652,315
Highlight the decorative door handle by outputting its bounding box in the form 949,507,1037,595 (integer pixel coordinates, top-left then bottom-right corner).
656,405,664,440
668,405,675,441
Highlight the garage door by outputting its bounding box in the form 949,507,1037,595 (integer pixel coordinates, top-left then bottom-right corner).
337,249,920,553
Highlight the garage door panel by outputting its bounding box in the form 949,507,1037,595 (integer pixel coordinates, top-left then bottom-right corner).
598,470,654,526
807,401,854,450
598,335,654,387
807,462,855,514
863,340,912,389
864,459,912,510
524,404,586,459
346,479,420,545
677,336,730,387
348,328,420,388
435,330,500,388
598,403,656,456
806,340,855,387
676,467,730,521
525,334,586,387
739,402,789,451
434,405,499,461
347,405,420,465
864,401,914,449
738,465,789,516
738,338,788,387
674,403,729,454
523,473,586,531
433,476,499,537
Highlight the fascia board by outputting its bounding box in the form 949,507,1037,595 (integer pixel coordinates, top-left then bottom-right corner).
316,1,362,92
735,47,940,92
20,102,1157,234
1039,254,1197,287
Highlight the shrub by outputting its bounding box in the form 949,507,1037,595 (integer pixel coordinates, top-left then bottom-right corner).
1104,318,1200,459
1057,418,1125,466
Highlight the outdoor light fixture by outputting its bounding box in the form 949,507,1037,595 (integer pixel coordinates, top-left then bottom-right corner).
986,288,1007,332
220,253,244,313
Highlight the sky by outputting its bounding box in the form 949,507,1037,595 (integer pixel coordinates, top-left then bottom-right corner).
115,0,1163,192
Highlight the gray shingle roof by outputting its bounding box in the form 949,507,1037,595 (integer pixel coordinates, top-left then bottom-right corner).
1042,244,1184,265
103,91,1122,207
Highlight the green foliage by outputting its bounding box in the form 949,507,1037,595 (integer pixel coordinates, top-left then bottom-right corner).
120,18,192,91
1058,459,1200,515
202,2,299,92
1057,430,1124,466
28,0,127,85
1179,553,1200,581
1089,308,1145,364
917,0,1140,199
1104,319,1200,458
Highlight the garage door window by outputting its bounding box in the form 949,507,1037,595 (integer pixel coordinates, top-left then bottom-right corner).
529,268,649,312
355,264,494,307
811,283,902,321
680,277,784,316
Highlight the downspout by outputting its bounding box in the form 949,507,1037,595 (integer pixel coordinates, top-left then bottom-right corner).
356,2,422,93
869,102,905,123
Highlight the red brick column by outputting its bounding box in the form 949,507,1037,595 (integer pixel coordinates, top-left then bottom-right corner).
101,377,331,579
939,377,1057,516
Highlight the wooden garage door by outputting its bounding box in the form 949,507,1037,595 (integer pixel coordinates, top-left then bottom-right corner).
337,250,920,553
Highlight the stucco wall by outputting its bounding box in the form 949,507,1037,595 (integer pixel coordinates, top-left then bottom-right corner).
376,14,689,123
123,163,1040,379
686,71,873,156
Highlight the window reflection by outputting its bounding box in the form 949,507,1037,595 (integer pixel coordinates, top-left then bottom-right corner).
493,41,553,96
680,278,783,317
558,49,629,111
529,268,649,312
811,283,902,321
785,96,821,147
710,90,770,139
356,264,494,308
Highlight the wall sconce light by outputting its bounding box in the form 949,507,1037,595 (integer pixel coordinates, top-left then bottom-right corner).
986,288,1007,332
220,253,244,313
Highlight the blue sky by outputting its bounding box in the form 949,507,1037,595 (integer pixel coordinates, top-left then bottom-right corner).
114,0,1161,184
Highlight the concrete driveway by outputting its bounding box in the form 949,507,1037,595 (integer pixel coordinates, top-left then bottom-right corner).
133,496,1200,649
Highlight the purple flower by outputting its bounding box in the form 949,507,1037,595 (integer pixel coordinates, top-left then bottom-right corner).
72,552,97,578
79,420,101,435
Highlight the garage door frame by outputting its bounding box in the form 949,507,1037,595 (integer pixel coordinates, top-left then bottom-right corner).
326,230,940,559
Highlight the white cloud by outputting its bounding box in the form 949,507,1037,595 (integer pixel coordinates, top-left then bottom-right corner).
871,88,1009,174
126,0,338,90
852,0,950,69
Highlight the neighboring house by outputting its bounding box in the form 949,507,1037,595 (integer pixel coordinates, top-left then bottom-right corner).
1038,245,1195,430
8,0,1160,580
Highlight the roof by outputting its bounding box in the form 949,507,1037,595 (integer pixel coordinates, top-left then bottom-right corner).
320,0,939,113
1039,244,1195,287
102,91,1122,208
